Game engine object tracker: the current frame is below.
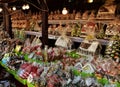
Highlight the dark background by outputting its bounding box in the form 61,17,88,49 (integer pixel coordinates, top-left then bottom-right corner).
0,0,119,20
5,0,120,14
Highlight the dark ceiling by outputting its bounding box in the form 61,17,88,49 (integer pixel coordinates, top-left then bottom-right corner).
47,0,105,12
1,0,120,13
0,0,119,23
7,0,105,13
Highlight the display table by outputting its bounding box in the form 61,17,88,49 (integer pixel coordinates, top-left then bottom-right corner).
0,61,35,87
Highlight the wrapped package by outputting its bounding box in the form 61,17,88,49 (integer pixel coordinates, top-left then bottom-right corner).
104,34,120,63
82,11,89,20
78,38,101,56
81,21,98,37
34,21,41,31
55,29,73,49
78,24,102,56
105,23,120,36
97,0,116,19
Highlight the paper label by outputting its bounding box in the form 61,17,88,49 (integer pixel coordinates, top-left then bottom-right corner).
88,41,99,52
74,63,82,71
15,45,22,52
82,63,94,73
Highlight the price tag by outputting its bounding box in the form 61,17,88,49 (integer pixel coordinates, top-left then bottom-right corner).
15,45,22,53
108,41,114,47
49,35,56,39
82,63,94,73
74,63,82,72
27,74,33,83
88,41,99,52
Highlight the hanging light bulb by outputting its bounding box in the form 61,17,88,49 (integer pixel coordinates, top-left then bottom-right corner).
12,6,16,11
0,8,3,12
22,5,26,10
62,7,68,15
88,0,93,3
26,4,30,10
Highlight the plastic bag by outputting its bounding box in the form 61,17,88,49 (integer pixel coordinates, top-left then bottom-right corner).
18,29,25,41
1,53,10,65
17,63,32,79
82,11,89,20
55,29,72,49
79,21,101,56
105,24,119,36
31,36,42,47
22,38,31,53
104,35,120,63
34,21,41,31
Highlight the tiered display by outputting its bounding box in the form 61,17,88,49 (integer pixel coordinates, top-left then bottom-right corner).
11,11,120,42
0,29,120,87
104,35,120,63
1,3,120,87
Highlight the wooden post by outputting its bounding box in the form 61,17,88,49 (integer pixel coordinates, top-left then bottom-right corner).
42,11,48,47
2,3,7,31
41,2,48,47
8,15,13,38
2,3,13,38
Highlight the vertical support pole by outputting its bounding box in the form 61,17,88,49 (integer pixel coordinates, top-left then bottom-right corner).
41,3,48,47
2,3,7,31
8,15,13,38
2,3,13,38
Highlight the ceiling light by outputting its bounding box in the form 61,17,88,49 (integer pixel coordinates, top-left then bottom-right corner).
0,8,2,12
12,6,16,11
26,4,30,9
88,0,93,3
22,5,26,10
62,7,68,15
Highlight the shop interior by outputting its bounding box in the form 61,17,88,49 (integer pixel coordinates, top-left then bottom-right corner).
0,0,120,87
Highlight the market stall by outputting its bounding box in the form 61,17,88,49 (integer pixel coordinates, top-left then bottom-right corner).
0,0,120,87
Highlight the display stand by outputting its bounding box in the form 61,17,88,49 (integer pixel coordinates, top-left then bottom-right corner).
0,0,120,87
0,61,27,85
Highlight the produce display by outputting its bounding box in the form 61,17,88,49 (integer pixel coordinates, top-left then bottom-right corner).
0,31,120,87
47,21,120,40
1,8,120,87
105,24,120,36
104,35,120,63
11,9,120,43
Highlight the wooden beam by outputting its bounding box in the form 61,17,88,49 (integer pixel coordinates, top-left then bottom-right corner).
40,0,49,47
2,3,7,31
2,3,13,38
42,10,48,47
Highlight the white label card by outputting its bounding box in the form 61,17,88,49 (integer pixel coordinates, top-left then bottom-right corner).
82,63,94,73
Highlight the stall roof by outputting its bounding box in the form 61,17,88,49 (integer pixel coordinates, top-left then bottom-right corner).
0,0,120,13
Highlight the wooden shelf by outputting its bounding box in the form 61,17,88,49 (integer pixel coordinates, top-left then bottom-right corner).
37,19,115,24
25,31,42,36
24,31,109,45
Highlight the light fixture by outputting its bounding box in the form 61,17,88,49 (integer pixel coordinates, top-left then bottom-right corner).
88,0,93,3
62,7,68,15
0,8,2,12
12,6,16,11
26,4,30,9
22,4,30,10
22,5,26,10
